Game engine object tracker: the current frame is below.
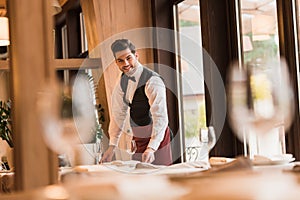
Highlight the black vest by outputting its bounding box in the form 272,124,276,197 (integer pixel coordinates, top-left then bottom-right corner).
121,67,161,127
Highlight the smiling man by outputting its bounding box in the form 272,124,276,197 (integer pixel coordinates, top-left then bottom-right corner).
100,39,172,165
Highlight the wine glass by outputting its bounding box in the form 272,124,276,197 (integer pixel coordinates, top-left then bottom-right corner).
93,139,103,164
227,58,294,159
126,140,137,155
198,126,216,165
37,83,78,166
37,73,98,167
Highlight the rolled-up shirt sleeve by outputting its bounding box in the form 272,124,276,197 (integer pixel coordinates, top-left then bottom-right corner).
108,82,129,146
145,76,168,150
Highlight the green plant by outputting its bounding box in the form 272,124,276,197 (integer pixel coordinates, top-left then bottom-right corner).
0,100,13,148
95,103,105,140
86,72,105,141
69,71,105,142
61,94,73,119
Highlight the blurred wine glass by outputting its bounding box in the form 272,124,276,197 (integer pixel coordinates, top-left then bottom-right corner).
228,58,294,158
37,73,98,167
37,83,78,166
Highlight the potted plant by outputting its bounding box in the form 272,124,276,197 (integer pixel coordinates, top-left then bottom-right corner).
0,100,13,148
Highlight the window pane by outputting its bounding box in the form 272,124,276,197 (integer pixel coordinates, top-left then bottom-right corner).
175,0,207,162
238,0,284,158
240,0,280,64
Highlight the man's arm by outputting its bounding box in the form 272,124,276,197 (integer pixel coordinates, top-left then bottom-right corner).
145,76,168,151
100,82,128,163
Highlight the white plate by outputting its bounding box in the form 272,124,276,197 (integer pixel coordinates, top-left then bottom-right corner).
252,157,295,166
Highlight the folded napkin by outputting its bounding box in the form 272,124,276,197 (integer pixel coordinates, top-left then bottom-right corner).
169,156,253,180
207,156,252,173
135,162,164,169
254,154,293,162
167,161,210,169
135,160,209,169
252,154,295,165
133,161,210,176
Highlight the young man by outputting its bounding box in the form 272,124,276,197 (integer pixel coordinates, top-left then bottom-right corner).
100,39,172,165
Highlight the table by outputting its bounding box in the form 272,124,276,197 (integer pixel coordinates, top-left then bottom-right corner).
1,158,300,200
173,164,300,200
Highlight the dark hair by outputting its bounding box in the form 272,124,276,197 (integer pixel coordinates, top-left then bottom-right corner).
111,39,136,57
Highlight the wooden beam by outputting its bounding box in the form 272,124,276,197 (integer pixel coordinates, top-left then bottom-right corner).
54,58,101,70
9,0,57,191
0,58,101,71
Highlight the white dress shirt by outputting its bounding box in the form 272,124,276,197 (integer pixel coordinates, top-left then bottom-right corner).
109,63,168,151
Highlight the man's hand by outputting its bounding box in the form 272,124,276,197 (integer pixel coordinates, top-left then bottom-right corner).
99,145,116,163
142,147,155,163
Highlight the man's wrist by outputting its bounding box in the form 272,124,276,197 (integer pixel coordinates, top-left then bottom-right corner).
146,146,155,152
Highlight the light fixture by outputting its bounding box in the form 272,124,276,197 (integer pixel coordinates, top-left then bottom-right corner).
52,0,62,15
0,17,9,46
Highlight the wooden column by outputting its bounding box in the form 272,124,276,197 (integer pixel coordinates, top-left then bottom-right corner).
8,0,58,190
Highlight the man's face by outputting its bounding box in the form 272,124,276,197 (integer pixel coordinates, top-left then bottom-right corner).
114,48,139,73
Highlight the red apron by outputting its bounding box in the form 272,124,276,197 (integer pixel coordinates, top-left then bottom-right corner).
131,125,172,166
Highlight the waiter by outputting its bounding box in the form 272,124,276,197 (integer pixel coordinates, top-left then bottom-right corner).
100,39,172,165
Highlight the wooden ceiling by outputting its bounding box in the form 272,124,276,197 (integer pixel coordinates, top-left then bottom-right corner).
0,0,69,17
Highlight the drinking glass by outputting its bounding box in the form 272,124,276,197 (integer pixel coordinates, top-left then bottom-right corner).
93,139,103,164
37,74,98,166
228,58,294,158
126,140,137,155
198,126,216,164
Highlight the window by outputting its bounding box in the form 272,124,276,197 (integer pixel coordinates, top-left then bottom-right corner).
174,0,207,161
240,0,280,65
236,0,288,158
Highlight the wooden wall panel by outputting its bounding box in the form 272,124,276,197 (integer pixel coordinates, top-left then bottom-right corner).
0,71,9,100
92,0,153,114
80,0,153,152
80,0,109,139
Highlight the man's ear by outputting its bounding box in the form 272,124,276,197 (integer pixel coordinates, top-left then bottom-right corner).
135,52,139,59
